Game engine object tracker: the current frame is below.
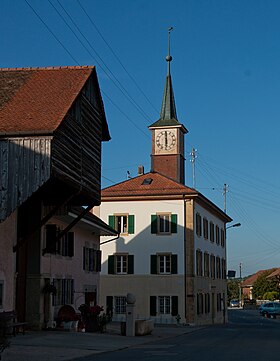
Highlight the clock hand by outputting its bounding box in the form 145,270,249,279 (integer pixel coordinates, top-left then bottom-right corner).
165,131,168,148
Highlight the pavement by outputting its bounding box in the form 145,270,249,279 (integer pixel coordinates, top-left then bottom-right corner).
1,322,202,361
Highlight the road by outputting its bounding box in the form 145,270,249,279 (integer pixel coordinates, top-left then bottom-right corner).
73,309,280,361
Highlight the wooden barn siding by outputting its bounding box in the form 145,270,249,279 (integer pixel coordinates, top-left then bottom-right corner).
51,93,102,205
0,137,51,222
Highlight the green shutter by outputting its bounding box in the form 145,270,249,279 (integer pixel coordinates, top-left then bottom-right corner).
128,255,134,274
171,296,178,316
108,255,115,274
128,215,135,234
171,214,177,233
150,255,158,274
151,215,157,234
96,250,102,272
171,254,178,274
106,296,113,315
150,296,157,316
108,215,115,230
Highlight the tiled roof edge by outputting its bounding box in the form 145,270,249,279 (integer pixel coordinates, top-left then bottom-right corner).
0,65,95,72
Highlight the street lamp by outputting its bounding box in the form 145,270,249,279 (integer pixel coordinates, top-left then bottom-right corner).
226,222,241,230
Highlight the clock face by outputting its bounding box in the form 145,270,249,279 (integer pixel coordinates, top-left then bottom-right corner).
156,130,176,151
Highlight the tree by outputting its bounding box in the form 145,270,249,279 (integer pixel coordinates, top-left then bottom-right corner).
227,279,240,301
252,270,279,299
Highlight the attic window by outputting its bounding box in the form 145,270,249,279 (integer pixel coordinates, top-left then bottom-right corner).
142,178,153,185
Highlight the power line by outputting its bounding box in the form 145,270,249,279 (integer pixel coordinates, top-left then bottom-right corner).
24,0,80,65
25,0,151,139
76,0,159,116
52,0,153,124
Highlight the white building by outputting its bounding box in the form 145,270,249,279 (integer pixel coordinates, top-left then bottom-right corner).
98,45,232,325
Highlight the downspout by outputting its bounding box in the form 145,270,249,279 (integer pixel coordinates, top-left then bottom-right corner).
183,195,187,322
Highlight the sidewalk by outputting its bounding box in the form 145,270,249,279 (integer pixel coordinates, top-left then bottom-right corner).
2,323,202,361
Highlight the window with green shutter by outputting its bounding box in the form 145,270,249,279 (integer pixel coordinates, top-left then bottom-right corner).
109,214,135,235
151,214,177,234
127,255,134,274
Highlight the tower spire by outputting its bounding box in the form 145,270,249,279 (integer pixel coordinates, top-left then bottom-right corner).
167,26,173,76
160,26,178,122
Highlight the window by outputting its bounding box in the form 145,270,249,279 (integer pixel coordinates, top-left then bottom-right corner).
108,214,135,235
142,178,153,185
215,225,220,245
210,222,214,242
45,224,74,257
221,229,225,247
116,255,128,274
196,213,202,237
83,247,101,272
151,213,177,234
159,255,171,274
204,252,210,277
150,296,178,316
210,255,215,279
150,254,177,274
108,254,134,274
159,296,171,314
0,281,3,308
59,232,74,257
203,218,208,239
53,278,74,306
115,296,126,314
196,249,203,276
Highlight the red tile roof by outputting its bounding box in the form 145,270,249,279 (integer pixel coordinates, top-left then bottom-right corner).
241,269,277,287
0,66,94,134
102,172,197,199
101,172,232,222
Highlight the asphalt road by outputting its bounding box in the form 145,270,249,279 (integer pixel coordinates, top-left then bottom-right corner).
73,309,280,361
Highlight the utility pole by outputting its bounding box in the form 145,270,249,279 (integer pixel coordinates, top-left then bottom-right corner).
190,147,197,189
239,262,242,307
222,183,228,213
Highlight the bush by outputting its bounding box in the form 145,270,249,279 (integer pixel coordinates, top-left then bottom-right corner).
263,291,279,301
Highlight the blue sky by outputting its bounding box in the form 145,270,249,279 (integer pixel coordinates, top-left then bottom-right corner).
2,0,280,276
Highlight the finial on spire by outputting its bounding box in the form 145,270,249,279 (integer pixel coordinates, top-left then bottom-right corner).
166,27,173,75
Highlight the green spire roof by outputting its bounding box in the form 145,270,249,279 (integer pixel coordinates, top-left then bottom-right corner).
149,27,184,129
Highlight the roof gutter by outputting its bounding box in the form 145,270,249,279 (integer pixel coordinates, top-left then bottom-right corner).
100,233,120,246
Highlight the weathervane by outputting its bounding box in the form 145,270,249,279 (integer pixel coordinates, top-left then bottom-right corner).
166,27,173,75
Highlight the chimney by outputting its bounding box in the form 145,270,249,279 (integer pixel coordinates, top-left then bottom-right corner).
138,165,144,176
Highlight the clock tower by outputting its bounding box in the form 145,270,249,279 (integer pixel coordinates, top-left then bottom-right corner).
149,28,188,184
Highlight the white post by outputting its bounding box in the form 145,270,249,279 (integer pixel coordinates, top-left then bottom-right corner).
126,293,136,337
